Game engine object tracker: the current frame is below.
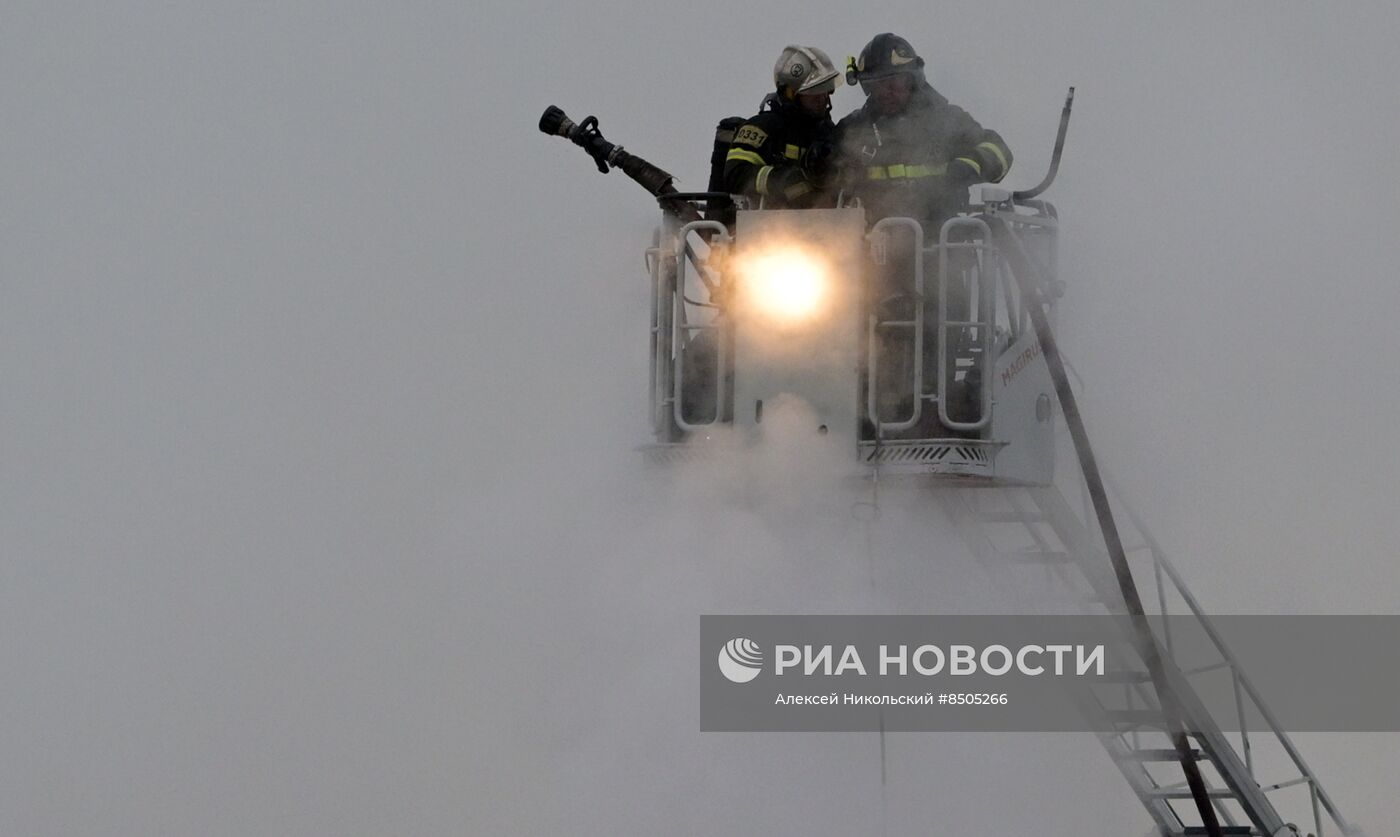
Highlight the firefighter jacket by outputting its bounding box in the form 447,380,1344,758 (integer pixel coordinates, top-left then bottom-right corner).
834,82,1012,224
722,98,836,209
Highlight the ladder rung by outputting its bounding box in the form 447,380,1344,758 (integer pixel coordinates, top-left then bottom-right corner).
1105,709,1165,729
1145,788,1239,800
1098,669,1152,683
978,511,1047,524
1006,550,1071,564
1124,748,1202,762
1183,660,1233,677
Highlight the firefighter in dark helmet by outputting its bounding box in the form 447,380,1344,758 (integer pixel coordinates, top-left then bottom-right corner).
722,45,843,208
835,33,1012,225
838,34,1012,436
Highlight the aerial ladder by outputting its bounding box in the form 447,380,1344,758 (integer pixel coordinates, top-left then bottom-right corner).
540,98,1362,837
941,474,1356,836
936,208,1358,836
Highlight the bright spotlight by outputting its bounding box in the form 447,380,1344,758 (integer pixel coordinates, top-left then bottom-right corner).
735,244,830,323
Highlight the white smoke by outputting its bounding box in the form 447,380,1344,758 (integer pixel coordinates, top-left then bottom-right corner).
2,2,1395,834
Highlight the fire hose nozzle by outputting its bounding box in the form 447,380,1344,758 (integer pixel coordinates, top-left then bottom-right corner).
539,105,572,137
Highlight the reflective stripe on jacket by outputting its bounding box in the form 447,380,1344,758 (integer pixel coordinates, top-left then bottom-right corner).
722,100,835,208
834,82,1012,222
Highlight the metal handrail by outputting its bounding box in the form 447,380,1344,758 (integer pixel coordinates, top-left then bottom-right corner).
935,216,996,432
866,217,925,435
672,220,731,433
648,226,668,435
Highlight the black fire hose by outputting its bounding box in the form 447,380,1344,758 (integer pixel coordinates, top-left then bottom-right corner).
988,216,1225,837
539,105,701,225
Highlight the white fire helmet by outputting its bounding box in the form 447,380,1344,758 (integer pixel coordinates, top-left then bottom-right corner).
773,45,843,97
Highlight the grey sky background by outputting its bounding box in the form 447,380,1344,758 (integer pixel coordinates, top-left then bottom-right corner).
4,1,1399,834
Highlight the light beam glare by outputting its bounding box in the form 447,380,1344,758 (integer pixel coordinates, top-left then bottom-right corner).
734,243,830,323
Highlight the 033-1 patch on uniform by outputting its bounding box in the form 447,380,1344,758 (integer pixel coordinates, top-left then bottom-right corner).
734,124,769,148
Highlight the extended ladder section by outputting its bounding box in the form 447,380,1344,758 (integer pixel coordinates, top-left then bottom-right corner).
935,444,1356,837
944,482,1357,836
920,213,1359,836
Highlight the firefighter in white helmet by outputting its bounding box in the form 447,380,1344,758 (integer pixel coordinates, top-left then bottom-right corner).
721,45,843,208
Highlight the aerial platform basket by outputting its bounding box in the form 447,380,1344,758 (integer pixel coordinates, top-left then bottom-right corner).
642,189,1061,486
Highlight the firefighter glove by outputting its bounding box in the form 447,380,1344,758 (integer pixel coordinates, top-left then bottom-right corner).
803,139,836,182
765,164,818,204
947,157,982,186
